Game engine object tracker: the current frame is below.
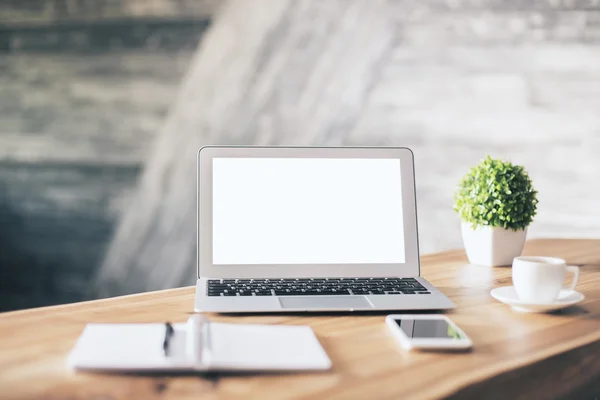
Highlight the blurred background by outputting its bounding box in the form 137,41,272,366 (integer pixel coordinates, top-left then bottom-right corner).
1,0,599,312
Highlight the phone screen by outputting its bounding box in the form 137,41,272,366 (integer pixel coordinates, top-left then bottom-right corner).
395,318,464,339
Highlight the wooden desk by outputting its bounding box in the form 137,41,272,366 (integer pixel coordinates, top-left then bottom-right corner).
1,239,599,400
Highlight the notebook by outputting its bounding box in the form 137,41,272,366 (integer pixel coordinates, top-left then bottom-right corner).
67,316,332,372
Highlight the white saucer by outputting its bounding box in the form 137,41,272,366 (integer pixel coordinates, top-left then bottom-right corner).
490,286,585,313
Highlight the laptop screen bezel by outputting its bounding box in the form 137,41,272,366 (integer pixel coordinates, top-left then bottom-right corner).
197,146,420,279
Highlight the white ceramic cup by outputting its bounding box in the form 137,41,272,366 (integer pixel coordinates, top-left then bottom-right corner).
512,256,579,304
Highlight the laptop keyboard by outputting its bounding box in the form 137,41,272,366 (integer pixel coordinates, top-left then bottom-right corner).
206,277,430,296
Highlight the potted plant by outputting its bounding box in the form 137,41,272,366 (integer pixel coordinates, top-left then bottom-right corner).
453,156,538,267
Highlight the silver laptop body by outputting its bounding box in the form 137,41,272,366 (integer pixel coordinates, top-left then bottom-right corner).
194,146,454,312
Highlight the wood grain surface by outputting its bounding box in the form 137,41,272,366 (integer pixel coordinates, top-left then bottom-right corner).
1,239,599,400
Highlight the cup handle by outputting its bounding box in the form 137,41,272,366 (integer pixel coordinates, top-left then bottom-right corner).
565,266,580,291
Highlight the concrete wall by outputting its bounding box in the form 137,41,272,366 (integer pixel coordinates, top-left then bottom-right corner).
1,0,598,310
348,0,600,254
0,1,207,310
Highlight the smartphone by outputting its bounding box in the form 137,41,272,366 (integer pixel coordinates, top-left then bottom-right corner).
385,314,472,351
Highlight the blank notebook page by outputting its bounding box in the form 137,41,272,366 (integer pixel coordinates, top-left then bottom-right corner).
67,321,331,372
67,324,192,370
207,323,331,371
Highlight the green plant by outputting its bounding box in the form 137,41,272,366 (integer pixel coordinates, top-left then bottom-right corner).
454,156,538,231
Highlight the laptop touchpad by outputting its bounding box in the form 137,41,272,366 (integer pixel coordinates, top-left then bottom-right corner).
279,296,372,310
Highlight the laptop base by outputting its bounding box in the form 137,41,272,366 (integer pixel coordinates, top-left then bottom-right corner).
194,277,455,313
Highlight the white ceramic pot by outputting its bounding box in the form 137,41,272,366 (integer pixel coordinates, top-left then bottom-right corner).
460,222,527,267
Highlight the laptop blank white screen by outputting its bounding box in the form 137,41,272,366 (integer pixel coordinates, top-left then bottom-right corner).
212,158,405,265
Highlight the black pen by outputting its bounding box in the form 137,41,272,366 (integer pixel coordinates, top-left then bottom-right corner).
163,322,175,356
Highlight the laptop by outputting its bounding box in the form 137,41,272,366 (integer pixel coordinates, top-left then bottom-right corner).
194,146,455,312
